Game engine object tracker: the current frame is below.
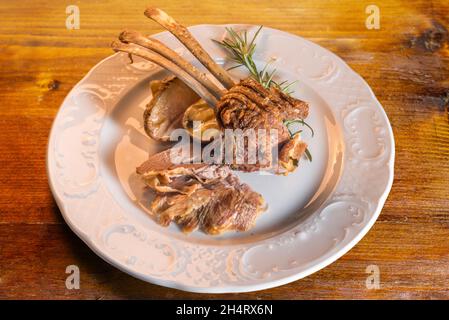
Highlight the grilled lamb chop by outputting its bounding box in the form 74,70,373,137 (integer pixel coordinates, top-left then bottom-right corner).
218,77,308,145
137,149,265,234
111,7,310,174
217,77,309,174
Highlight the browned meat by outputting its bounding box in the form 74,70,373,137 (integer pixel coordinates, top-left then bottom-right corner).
217,77,309,145
137,148,230,195
216,77,309,173
138,150,265,234
150,175,265,234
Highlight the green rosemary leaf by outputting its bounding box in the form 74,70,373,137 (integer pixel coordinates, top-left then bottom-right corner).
283,119,314,137
304,148,313,162
266,68,277,86
248,25,263,51
226,64,244,71
300,119,315,137
276,80,288,87
280,80,298,93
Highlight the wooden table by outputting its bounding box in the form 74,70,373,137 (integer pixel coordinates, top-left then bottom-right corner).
0,0,448,299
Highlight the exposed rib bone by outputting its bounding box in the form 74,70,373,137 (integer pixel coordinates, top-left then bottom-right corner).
144,7,235,89
111,40,218,107
119,30,224,100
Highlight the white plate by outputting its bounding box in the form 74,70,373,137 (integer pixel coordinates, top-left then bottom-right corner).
47,25,394,293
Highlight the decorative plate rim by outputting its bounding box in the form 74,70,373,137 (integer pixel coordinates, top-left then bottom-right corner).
47,24,395,293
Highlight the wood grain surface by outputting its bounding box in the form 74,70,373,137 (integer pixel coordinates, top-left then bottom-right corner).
0,0,448,299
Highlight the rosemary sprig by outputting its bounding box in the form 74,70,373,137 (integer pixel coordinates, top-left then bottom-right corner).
213,26,296,93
